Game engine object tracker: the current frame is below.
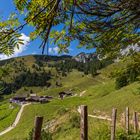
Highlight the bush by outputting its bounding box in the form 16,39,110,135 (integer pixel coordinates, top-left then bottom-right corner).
116,130,140,140
26,129,52,140
115,73,129,89
69,113,80,128
115,67,139,89
41,130,53,140
57,107,68,115
92,124,110,140
129,68,138,83
115,54,140,89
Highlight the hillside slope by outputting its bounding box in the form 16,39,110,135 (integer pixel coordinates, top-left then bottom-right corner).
0,55,140,139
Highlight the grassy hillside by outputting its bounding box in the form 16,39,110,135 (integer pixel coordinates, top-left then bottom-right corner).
1,78,140,139
0,55,72,95
0,55,140,139
0,102,19,132
0,55,72,134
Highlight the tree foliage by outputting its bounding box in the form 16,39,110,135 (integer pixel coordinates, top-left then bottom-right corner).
54,56,112,77
0,0,140,56
21,0,140,55
0,14,25,55
0,59,52,94
115,53,140,89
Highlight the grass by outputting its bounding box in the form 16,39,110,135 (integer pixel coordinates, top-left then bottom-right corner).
0,102,20,132
38,70,102,97
0,97,85,140
1,78,140,140
1,61,140,139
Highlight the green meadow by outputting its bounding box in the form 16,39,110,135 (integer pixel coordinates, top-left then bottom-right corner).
1,65,140,139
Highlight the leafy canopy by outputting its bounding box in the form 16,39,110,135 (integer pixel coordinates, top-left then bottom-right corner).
1,0,140,56
0,13,25,55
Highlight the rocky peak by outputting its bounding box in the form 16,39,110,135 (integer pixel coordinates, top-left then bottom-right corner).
73,52,97,63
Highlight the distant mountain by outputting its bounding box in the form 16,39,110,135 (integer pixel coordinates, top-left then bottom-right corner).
0,54,73,94
73,52,97,63
0,54,72,66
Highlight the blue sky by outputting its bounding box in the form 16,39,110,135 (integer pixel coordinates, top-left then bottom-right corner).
0,0,96,59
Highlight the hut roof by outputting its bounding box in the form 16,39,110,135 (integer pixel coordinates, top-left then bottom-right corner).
30,93,37,97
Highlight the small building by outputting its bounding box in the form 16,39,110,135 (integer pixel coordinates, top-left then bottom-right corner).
58,91,73,99
44,96,53,100
10,93,51,104
66,92,73,96
30,93,37,97
59,92,66,99
10,95,27,103
39,98,49,103
26,96,40,102
9,94,27,105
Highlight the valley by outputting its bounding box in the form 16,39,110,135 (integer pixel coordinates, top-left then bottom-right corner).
0,54,140,139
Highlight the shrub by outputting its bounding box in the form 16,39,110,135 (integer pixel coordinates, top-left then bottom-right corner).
115,73,129,89
116,130,140,140
115,54,140,89
57,107,68,115
129,68,138,83
41,130,53,140
26,129,52,140
69,113,80,128
92,124,110,140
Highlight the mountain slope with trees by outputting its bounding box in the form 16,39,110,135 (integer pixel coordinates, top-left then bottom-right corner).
0,53,140,139
0,52,140,97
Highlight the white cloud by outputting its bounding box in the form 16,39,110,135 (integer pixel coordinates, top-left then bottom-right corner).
48,46,59,54
48,46,73,55
0,33,30,60
32,51,37,55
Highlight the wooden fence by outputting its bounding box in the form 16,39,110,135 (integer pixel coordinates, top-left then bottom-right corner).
33,106,139,140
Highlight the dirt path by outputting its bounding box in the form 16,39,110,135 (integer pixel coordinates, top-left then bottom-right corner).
88,114,111,121
43,108,112,133
0,103,30,136
77,107,111,121
80,90,86,97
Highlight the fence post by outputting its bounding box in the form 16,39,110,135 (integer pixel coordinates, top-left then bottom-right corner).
111,108,117,140
80,105,88,140
133,112,139,133
125,107,129,134
33,116,43,140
